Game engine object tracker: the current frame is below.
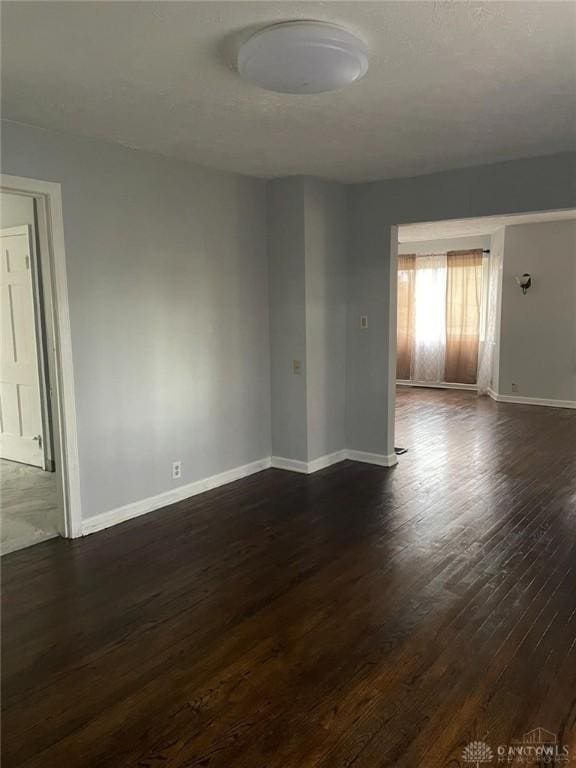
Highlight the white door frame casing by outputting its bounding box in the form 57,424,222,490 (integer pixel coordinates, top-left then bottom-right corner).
1,174,82,537
386,226,399,457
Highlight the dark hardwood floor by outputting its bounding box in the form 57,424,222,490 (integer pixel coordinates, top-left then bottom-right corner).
3,388,576,767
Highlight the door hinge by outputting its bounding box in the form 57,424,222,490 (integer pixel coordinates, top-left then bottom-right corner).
33,434,43,448
25,254,30,269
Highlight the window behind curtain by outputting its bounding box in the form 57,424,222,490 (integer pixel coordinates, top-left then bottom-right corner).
396,249,484,385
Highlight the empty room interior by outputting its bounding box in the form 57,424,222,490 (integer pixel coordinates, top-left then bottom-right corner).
1,2,575,767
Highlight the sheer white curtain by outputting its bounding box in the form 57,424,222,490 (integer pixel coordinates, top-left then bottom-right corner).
477,230,504,395
411,253,447,383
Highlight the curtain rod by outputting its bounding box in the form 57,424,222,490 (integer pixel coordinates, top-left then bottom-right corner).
401,248,491,255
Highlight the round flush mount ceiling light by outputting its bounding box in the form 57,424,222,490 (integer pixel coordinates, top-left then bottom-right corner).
237,21,369,94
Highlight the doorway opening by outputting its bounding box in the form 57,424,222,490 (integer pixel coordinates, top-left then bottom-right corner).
392,208,576,457
1,176,81,553
1,193,59,553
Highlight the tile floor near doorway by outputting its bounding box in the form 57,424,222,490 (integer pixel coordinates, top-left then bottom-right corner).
0,459,59,555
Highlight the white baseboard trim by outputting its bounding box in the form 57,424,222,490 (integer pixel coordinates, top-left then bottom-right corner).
308,450,348,473
397,380,477,391
272,449,397,474
487,390,576,409
345,449,398,467
271,450,347,475
83,447,399,537
270,456,309,474
82,457,272,536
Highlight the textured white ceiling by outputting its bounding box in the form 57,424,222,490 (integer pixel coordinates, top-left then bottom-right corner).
2,1,575,182
398,209,576,242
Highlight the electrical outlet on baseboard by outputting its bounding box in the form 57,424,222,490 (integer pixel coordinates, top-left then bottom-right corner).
172,461,182,480
511,382,519,393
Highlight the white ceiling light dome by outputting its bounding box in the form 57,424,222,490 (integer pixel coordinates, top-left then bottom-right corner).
237,21,369,94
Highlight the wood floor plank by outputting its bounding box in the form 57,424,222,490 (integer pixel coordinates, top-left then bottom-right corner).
2,388,575,767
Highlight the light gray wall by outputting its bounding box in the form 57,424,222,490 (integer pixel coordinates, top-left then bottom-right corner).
498,220,576,401
3,117,574,521
399,235,490,254
267,177,348,462
267,177,308,461
347,152,576,456
304,179,347,461
1,121,270,520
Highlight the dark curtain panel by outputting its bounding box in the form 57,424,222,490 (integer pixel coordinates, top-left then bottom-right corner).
444,250,483,384
396,254,416,380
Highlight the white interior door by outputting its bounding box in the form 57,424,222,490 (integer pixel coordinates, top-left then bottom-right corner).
0,225,44,467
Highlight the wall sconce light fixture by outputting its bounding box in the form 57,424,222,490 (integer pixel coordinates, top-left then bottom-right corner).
515,273,532,295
